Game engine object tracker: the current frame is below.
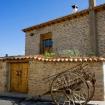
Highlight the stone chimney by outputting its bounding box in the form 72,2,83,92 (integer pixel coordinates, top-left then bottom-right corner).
89,0,96,8
72,5,78,13
88,0,98,56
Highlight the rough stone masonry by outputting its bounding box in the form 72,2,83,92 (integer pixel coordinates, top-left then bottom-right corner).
23,3,105,57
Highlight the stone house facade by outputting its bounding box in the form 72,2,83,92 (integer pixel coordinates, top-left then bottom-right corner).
28,58,104,101
0,56,105,101
23,3,105,57
0,0,105,103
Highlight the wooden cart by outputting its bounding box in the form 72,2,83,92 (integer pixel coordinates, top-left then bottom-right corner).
35,63,96,105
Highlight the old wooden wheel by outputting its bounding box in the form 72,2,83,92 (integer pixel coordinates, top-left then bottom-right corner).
85,76,95,101
86,81,95,102
50,71,89,105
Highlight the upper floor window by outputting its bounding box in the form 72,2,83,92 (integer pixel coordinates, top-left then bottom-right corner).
40,32,53,54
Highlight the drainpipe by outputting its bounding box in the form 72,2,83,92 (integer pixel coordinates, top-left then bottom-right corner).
89,0,98,56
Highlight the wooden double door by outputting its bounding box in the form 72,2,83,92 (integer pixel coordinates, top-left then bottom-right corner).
10,62,28,93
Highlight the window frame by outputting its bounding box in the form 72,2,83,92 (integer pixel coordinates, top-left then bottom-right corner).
40,32,53,54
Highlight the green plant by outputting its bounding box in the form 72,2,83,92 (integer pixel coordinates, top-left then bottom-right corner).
44,51,56,58
60,49,80,57
87,51,96,56
43,49,81,58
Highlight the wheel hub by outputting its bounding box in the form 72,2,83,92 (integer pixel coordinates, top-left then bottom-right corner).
65,89,72,94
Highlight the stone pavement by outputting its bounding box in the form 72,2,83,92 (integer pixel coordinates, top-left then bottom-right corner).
0,97,105,105
0,97,54,105
88,101,105,105
0,100,54,105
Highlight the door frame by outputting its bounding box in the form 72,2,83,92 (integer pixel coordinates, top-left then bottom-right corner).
7,60,29,93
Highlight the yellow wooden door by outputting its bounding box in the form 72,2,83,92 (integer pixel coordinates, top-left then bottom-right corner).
10,62,28,93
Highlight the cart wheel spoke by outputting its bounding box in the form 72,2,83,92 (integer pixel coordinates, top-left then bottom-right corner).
73,93,85,100
73,88,88,100
72,85,88,105
74,96,82,105
67,95,76,105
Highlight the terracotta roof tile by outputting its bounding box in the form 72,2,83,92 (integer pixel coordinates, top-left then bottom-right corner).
60,58,64,62
1,55,105,62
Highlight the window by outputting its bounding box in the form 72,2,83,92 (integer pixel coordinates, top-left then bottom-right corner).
40,32,53,54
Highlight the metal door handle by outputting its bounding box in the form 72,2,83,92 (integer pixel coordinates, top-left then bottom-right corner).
16,71,22,77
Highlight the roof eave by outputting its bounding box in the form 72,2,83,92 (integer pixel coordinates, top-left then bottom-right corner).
22,3,105,33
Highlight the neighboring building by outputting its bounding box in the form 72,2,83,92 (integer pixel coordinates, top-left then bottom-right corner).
23,2,105,57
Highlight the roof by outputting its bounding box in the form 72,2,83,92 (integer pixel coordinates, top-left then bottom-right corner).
1,55,105,62
0,57,4,60
22,3,105,32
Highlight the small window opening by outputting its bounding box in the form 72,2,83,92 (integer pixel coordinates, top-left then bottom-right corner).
30,33,34,36
40,32,53,54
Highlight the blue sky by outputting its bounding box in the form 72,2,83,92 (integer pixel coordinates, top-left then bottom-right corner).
0,0,105,56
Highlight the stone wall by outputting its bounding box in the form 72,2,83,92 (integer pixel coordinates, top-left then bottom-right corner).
0,58,104,101
25,14,91,56
28,61,104,101
0,61,7,93
96,10,105,56
25,8,105,57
